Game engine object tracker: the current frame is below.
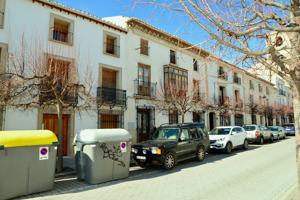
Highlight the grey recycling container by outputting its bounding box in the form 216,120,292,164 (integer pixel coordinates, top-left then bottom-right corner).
0,130,58,200
75,129,132,184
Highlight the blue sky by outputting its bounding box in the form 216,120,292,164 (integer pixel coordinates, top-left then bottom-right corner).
55,0,210,46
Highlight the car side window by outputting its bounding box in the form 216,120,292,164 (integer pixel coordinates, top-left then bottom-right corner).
189,128,199,139
236,127,242,133
197,128,205,139
180,129,190,141
232,128,238,133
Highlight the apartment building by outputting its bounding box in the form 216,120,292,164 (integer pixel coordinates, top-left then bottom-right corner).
0,0,128,155
0,0,293,155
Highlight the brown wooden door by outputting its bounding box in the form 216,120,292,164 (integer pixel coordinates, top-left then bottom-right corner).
102,68,117,88
101,114,118,128
43,114,69,156
137,109,151,142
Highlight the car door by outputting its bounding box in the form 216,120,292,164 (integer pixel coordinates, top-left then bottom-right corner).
230,128,239,148
197,127,209,149
236,127,246,145
189,127,200,154
177,128,194,159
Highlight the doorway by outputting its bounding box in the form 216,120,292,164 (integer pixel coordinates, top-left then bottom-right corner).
137,108,151,142
209,112,215,131
43,114,69,156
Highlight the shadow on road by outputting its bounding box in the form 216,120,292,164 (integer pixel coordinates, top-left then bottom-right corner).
18,143,269,199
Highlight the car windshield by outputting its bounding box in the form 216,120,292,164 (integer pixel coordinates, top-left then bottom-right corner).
209,128,231,135
152,128,180,140
243,126,256,131
268,127,278,131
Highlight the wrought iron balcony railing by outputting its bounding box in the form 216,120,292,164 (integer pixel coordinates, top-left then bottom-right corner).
233,76,241,84
97,86,126,107
218,96,230,106
134,80,156,98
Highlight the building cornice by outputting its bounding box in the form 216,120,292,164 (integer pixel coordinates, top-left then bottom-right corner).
32,0,128,33
127,18,210,58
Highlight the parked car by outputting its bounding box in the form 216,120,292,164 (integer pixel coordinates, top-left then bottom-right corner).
131,122,210,170
282,123,295,136
243,125,274,144
268,126,286,140
209,126,248,154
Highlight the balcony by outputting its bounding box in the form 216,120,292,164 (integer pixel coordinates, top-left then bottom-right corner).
134,80,156,98
97,87,126,107
233,76,241,84
218,96,230,106
39,84,78,106
279,89,286,96
50,27,73,44
193,93,206,102
218,70,228,80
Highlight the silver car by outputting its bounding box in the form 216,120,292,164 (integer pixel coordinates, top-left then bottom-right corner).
268,126,286,140
243,125,273,144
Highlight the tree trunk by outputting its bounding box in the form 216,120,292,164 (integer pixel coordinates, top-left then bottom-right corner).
56,103,64,172
294,87,300,193
181,112,185,123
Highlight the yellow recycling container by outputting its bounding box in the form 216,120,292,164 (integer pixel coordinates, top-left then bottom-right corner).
0,130,58,200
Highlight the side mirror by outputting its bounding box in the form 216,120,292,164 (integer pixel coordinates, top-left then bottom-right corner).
231,131,237,135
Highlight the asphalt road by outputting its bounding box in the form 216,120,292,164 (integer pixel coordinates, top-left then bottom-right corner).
24,137,299,200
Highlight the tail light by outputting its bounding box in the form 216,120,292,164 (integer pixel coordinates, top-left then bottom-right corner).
255,130,260,137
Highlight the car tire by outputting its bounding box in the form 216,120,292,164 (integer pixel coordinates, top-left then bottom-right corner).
270,135,274,143
196,146,205,161
137,161,147,168
259,137,264,145
224,142,232,154
243,139,249,150
163,152,176,170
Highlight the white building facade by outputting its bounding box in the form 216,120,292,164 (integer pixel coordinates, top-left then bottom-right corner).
0,0,292,156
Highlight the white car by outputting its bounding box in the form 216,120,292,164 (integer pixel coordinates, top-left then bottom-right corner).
209,126,248,153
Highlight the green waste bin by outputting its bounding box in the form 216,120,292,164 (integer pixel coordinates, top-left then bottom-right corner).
0,130,58,200
75,129,132,184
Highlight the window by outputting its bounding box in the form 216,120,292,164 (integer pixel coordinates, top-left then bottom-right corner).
50,14,74,45
169,110,178,124
104,32,120,57
258,83,263,92
164,65,188,91
0,0,5,28
137,63,151,96
193,112,204,123
233,72,241,84
180,129,189,141
170,50,176,64
140,39,149,55
249,80,254,89
189,128,198,139
193,58,198,71
218,66,228,80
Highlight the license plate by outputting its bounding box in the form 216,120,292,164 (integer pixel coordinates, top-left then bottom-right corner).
136,156,146,160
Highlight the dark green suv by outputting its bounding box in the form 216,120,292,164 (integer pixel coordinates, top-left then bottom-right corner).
131,123,210,169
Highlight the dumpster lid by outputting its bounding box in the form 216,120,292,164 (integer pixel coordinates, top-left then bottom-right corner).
75,129,132,144
0,130,58,148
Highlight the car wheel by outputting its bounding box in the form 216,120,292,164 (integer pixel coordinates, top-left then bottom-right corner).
224,142,232,154
259,137,264,145
137,161,147,168
196,146,205,161
270,135,274,143
163,152,176,170
243,140,249,150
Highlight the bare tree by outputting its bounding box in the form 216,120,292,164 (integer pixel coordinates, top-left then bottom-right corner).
0,39,95,172
155,81,208,123
133,0,300,189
